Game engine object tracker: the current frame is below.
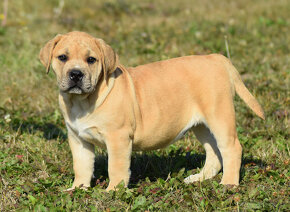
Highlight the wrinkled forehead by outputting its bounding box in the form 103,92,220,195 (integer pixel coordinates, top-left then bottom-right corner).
54,35,100,57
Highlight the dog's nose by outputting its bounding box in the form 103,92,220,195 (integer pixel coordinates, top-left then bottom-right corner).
69,69,84,83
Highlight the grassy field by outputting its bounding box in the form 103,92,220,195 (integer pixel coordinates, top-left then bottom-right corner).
0,0,289,211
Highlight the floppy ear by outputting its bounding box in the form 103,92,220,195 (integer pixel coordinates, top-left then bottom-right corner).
39,34,63,74
95,38,118,81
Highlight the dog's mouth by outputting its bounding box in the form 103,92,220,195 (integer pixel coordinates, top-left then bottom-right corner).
64,81,93,94
67,85,84,94
58,75,95,95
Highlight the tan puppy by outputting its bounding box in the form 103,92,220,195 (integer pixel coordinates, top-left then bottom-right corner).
39,31,264,191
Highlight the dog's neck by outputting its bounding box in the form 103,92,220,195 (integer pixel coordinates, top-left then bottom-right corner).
93,71,116,108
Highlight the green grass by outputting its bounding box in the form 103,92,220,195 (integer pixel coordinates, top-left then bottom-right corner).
0,0,289,211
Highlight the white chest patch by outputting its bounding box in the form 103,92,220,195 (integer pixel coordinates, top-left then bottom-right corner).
172,113,205,142
67,118,106,148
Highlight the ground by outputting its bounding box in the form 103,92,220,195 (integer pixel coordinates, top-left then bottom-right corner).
0,0,289,211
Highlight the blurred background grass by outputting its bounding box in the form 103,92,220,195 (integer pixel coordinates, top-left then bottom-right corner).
0,0,289,210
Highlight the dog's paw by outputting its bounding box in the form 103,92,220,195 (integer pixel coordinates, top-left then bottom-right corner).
184,174,202,184
63,184,89,192
63,187,75,192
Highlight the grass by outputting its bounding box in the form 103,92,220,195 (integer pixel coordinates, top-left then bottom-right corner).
0,0,289,211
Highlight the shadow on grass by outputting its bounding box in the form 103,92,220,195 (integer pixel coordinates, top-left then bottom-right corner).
130,152,206,184
91,152,266,187
240,156,267,180
11,118,67,141
242,156,266,167
91,150,206,187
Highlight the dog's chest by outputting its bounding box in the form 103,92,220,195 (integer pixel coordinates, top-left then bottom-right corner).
62,98,105,147
67,118,105,147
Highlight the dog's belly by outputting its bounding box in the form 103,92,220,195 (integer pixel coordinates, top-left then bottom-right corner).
132,113,205,151
172,113,205,142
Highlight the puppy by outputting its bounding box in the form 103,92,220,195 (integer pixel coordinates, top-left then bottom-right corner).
39,31,264,191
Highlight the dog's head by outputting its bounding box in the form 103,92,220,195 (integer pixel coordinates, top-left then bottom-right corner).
39,31,118,94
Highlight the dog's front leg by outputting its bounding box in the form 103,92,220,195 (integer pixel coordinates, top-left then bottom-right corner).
106,132,132,191
67,130,95,190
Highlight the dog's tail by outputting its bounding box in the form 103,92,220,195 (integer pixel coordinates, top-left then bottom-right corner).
226,59,265,119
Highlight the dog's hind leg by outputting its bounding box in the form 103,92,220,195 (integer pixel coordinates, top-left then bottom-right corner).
208,125,242,185
204,101,242,185
184,124,222,183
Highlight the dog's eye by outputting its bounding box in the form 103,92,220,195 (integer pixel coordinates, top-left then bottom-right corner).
58,54,68,62
87,57,97,64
